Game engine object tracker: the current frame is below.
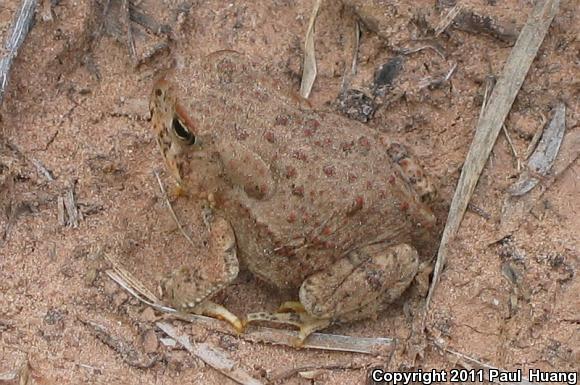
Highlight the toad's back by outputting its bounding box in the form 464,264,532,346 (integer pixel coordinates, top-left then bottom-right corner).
171,51,436,289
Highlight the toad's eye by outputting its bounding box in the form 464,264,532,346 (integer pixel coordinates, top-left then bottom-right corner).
155,88,163,97
172,116,196,145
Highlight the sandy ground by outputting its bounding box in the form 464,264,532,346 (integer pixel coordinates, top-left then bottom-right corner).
0,1,578,384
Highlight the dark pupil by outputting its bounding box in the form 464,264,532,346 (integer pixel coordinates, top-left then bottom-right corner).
156,89,162,97
172,117,195,144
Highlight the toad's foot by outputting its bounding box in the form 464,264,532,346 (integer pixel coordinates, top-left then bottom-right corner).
245,303,331,346
162,215,242,332
183,300,244,333
245,243,419,344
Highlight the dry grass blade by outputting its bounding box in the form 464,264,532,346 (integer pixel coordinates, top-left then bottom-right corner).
242,324,394,355
425,0,560,311
0,0,38,106
350,20,360,76
157,322,265,385
104,254,164,306
443,346,538,385
105,270,174,312
339,18,360,95
153,170,196,247
502,124,521,172
107,261,395,355
299,0,322,99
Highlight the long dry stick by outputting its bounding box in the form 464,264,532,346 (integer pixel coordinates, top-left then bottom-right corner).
0,0,38,105
425,0,559,311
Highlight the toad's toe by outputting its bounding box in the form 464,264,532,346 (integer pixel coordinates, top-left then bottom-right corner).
244,305,332,346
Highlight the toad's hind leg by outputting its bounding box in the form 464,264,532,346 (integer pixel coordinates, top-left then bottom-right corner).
245,243,419,344
162,215,243,332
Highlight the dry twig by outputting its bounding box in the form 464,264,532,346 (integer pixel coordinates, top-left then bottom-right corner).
63,181,80,228
81,318,157,369
0,0,38,106
425,0,560,311
120,0,137,62
31,158,54,181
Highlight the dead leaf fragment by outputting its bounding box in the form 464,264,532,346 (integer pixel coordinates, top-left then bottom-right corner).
508,103,566,196
299,0,322,99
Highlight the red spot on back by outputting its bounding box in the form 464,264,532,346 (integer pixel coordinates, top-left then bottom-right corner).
264,131,275,143
275,115,289,125
306,119,320,129
285,166,297,178
323,165,336,177
292,185,304,197
358,136,371,150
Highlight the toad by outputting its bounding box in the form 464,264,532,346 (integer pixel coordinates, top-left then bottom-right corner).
149,51,437,343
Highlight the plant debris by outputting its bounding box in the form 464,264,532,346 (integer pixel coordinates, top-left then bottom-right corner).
0,0,38,105
299,0,322,98
426,0,560,311
157,322,265,385
507,103,566,196
81,317,158,369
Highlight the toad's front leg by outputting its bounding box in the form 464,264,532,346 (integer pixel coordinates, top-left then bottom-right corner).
161,215,243,332
245,243,419,345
